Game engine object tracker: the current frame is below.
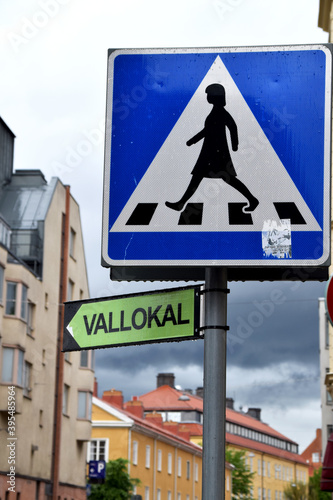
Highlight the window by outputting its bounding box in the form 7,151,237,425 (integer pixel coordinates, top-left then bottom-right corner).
63,384,69,415
1,347,24,385
145,486,150,500
6,282,17,315
157,449,162,471
146,445,151,468
168,453,172,474
77,391,92,419
258,488,261,500
267,461,271,478
0,265,4,304
67,279,74,301
177,493,181,500
69,228,76,258
168,492,172,500
80,350,88,367
263,460,266,477
5,282,28,320
133,441,138,465
312,452,320,463
186,460,190,480
226,475,230,491
23,361,32,397
21,284,28,319
178,457,182,477
195,462,198,482
157,489,161,500
26,302,35,336
258,459,261,476
88,439,108,461
80,350,95,370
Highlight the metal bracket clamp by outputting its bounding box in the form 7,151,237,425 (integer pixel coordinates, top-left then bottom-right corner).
199,325,230,332
199,288,230,295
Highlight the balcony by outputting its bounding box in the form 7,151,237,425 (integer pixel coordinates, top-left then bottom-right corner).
76,419,92,442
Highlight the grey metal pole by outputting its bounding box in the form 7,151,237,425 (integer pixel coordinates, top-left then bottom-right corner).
202,267,228,500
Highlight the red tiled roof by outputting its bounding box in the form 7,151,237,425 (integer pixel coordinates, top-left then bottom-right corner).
226,432,307,465
94,396,202,455
137,385,296,445
226,407,297,444
138,385,204,412
179,422,203,436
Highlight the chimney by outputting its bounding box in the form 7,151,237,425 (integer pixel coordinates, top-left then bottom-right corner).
93,377,98,398
226,397,234,410
124,398,144,419
163,421,179,435
157,373,175,388
196,387,204,399
102,389,123,409
247,407,261,420
145,411,163,427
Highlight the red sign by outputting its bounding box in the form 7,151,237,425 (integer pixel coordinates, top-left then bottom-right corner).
326,274,333,326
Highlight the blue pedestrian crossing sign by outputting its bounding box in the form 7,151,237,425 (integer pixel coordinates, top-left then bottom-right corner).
102,45,332,273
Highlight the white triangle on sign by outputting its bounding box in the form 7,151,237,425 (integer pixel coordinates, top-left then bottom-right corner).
110,56,321,234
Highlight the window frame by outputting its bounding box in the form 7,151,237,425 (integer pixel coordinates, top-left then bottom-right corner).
63,384,70,415
178,456,182,477
0,264,4,305
77,390,92,420
5,281,29,321
157,449,162,472
133,440,138,465
23,360,32,398
88,438,109,461
145,445,151,469
1,346,24,386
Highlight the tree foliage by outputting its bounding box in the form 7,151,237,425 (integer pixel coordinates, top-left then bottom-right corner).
226,447,255,500
283,481,308,500
89,458,141,500
308,467,331,500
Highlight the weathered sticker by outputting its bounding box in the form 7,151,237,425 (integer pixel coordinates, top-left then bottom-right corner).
262,219,291,259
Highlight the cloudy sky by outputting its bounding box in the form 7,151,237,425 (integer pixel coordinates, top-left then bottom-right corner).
0,0,330,452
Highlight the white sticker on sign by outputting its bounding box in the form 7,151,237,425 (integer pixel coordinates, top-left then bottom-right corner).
262,219,292,259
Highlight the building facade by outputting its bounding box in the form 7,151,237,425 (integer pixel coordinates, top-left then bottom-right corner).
136,374,308,499
0,118,94,500
90,389,233,500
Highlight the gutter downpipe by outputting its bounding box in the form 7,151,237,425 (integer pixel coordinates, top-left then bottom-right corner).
51,185,70,500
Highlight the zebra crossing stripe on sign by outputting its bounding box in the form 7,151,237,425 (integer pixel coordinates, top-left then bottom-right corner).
102,46,332,267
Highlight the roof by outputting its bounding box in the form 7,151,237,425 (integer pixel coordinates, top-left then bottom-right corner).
179,422,203,436
92,396,202,456
226,432,307,465
226,407,297,444
137,384,296,444
0,172,57,229
138,385,204,412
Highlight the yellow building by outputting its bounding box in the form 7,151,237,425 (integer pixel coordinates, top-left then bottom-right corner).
137,374,309,499
0,118,94,499
90,390,233,500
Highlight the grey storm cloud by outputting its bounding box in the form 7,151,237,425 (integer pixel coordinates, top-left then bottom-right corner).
94,279,326,385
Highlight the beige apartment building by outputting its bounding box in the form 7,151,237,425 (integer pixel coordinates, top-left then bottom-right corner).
0,117,94,500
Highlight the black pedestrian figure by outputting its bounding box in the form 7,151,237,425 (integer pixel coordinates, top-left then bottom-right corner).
165,83,259,212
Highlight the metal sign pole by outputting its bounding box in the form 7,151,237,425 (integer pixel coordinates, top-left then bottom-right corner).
202,267,228,500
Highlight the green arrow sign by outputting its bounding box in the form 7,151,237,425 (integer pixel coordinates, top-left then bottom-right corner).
63,286,201,351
